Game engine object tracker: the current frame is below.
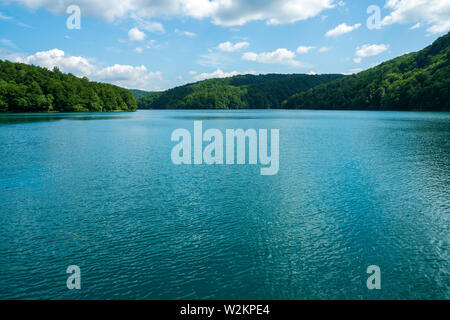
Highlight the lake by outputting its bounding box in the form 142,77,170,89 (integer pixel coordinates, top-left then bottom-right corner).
0,110,449,300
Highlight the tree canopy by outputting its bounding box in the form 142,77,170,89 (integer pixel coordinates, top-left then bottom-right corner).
136,74,344,110
0,60,137,113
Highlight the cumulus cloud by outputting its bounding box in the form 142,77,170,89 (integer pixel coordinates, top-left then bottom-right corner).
17,48,94,75
217,41,249,52
355,44,389,58
243,48,304,67
353,44,389,64
296,46,315,54
11,0,338,26
94,64,162,89
210,0,337,26
16,48,161,90
194,69,256,81
325,22,361,37
128,28,146,41
382,0,450,34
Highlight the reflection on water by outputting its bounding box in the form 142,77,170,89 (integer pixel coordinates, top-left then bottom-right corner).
0,113,134,125
0,110,449,300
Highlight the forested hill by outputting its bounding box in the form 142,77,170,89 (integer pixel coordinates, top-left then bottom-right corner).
129,89,154,100
284,32,450,111
0,60,137,113
137,74,344,109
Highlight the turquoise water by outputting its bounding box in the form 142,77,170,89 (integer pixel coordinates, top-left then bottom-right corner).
0,110,449,300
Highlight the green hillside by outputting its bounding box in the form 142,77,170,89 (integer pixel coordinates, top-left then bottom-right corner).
0,60,137,113
130,89,154,100
284,32,450,111
137,74,344,109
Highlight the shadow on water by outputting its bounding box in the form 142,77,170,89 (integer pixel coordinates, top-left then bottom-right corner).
0,113,134,125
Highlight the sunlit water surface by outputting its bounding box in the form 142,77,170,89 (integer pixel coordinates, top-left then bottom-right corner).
0,110,449,299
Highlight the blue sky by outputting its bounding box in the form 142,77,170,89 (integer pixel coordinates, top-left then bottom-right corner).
1,0,449,91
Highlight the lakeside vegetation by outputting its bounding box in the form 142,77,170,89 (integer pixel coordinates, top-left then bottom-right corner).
0,60,137,113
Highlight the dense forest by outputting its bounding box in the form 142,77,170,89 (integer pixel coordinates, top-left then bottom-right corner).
136,74,344,109
284,32,450,110
0,60,137,112
129,89,155,100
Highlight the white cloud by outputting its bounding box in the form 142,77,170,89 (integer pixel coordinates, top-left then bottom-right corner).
128,28,146,41
17,48,94,75
189,70,197,75
16,49,161,90
217,41,249,52
382,0,450,35
194,69,256,81
325,23,361,37
355,44,389,58
131,15,165,34
211,0,337,26
353,44,389,64
135,47,143,54
243,48,304,67
11,0,339,26
296,46,315,54
94,64,162,90
410,22,421,30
